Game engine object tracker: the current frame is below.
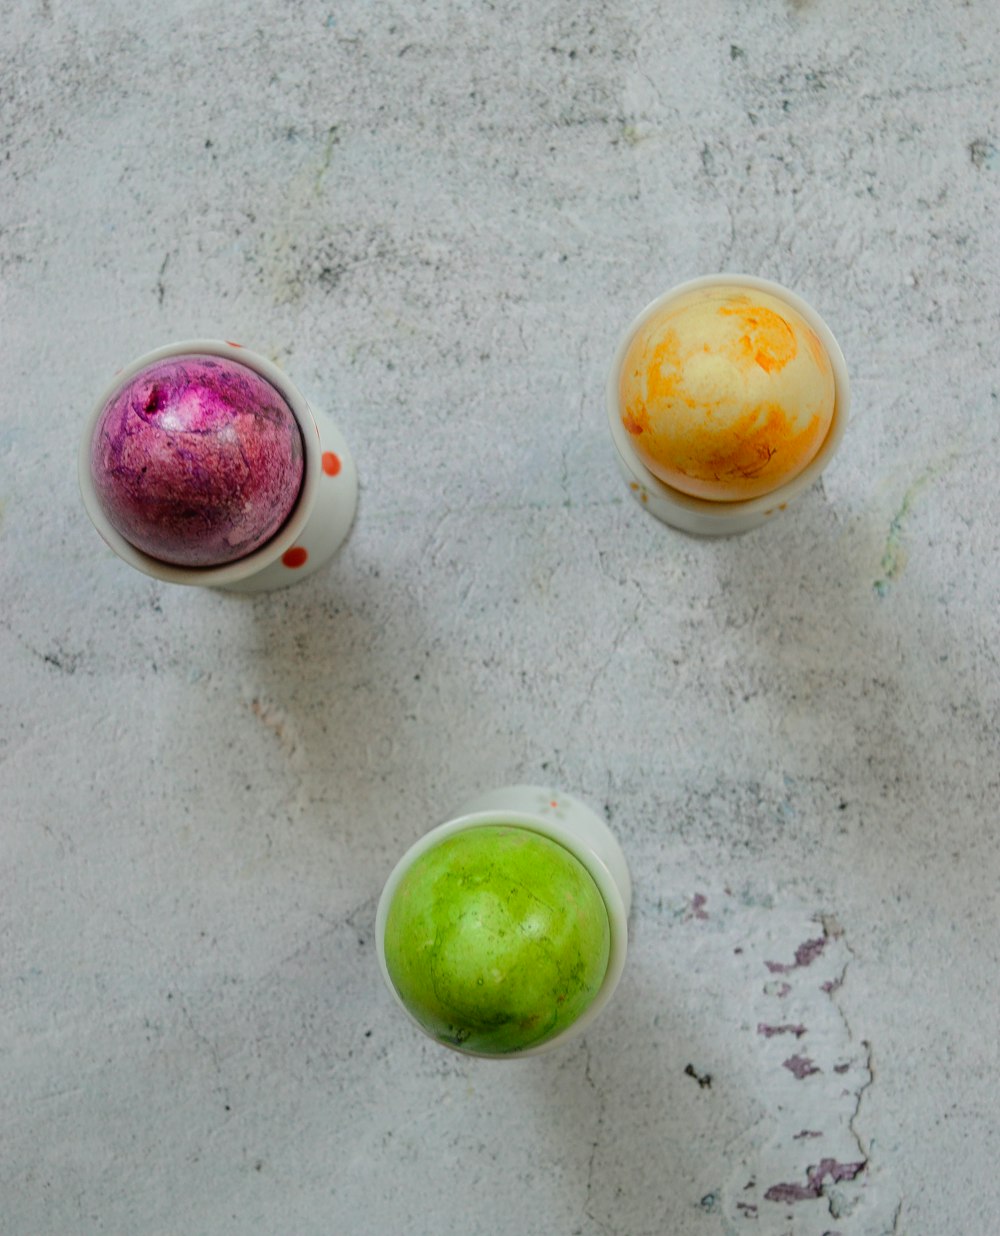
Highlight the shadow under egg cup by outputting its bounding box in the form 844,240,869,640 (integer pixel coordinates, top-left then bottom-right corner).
607,274,850,536
78,340,358,593
375,784,631,1059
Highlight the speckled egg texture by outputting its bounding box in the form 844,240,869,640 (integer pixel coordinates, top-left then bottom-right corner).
383,826,611,1055
90,354,305,566
619,285,836,501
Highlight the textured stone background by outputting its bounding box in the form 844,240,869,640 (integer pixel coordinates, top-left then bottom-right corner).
2,2,998,1233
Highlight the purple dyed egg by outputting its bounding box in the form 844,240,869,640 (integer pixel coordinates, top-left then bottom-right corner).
90,354,305,567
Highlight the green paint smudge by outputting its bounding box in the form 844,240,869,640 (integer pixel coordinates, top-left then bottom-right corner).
314,125,340,195
874,471,935,596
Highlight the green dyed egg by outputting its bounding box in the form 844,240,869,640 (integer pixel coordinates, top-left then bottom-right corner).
383,825,611,1054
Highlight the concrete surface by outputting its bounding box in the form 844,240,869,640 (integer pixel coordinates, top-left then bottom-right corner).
2,2,998,1233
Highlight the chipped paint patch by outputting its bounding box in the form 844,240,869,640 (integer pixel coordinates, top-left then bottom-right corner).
765,936,827,973
783,1053,821,1079
765,1157,865,1203
689,892,709,920
758,1022,807,1038
715,908,899,1228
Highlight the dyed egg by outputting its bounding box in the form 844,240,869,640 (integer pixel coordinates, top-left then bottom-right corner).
619,285,836,501
383,826,610,1055
90,354,304,567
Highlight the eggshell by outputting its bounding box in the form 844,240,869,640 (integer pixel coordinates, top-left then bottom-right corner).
382,825,611,1055
90,354,304,566
619,285,836,501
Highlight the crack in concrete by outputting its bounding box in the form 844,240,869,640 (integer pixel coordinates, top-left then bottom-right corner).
817,918,872,1153
581,1039,614,1236
174,992,232,1115
814,915,878,1221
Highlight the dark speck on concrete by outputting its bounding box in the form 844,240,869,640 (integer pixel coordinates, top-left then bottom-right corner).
685,1064,712,1089
970,138,996,169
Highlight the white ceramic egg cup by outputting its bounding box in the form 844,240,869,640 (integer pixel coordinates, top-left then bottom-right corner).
79,340,358,593
607,273,851,536
375,783,632,1059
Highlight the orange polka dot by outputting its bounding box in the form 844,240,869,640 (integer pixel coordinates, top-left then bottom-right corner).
321,451,341,476
282,546,308,568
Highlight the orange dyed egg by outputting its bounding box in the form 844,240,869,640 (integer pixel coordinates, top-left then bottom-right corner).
619,285,836,501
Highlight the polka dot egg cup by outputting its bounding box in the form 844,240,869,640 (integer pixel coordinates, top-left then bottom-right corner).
79,340,357,592
375,784,632,1058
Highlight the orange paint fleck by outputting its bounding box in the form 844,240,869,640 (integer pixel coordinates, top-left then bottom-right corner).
684,403,822,484
622,408,646,436
549,800,558,809
719,303,797,374
282,546,308,568
645,332,684,403
321,451,341,476
225,340,243,348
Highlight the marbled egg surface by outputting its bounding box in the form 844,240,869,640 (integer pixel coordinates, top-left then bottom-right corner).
90,354,304,567
619,285,836,501
383,826,610,1055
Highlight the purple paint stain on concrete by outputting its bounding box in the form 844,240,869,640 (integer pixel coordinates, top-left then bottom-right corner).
765,937,827,974
764,1159,865,1203
794,1129,824,1139
690,893,709,920
91,354,304,567
758,1022,807,1038
821,976,843,994
834,1063,850,1074
783,1054,820,1078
